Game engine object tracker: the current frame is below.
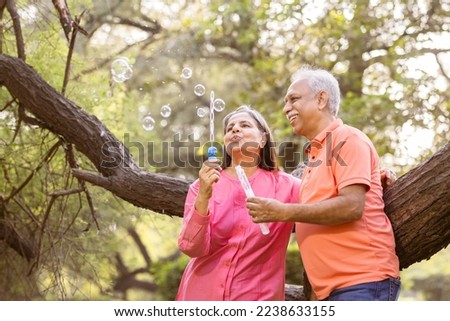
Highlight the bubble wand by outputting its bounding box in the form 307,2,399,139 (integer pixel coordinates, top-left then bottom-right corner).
235,165,270,235
201,91,267,234
205,91,219,166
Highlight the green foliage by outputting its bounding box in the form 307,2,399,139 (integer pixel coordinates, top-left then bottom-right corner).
285,241,304,285
151,254,189,300
399,247,450,300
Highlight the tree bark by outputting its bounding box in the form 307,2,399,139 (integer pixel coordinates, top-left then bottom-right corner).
1,53,449,299
383,143,450,269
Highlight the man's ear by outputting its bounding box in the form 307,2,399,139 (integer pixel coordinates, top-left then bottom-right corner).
317,90,329,111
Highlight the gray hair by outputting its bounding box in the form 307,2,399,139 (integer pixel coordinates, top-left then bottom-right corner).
291,65,341,116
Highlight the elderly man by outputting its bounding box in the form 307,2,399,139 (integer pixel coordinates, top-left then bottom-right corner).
247,66,400,301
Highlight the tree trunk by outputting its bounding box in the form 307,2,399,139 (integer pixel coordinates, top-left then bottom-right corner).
383,143,450,269
1,53,449,299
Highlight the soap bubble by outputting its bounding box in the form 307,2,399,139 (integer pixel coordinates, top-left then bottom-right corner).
142,115,155,131
111,57,133,83
160,104,172,118
111,57,129,68
213,98,226,112
194,84,206,96
180,67,193,79
196,107,208,118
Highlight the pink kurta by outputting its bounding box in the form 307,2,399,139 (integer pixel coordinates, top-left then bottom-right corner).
176,168,300,301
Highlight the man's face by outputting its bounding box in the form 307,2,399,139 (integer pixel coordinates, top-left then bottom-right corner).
283,79,319,138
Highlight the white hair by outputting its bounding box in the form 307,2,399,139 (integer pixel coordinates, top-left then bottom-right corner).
291,65,341,116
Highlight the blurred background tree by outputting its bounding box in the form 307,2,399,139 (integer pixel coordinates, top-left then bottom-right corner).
0,0,449,300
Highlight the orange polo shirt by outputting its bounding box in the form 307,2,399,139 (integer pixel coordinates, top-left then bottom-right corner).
296,119,400,300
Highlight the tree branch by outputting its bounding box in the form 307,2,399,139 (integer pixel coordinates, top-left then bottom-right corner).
0,0,6,53
4,140,62,202
0,195,36,260
106,15,161,34
128,227,152,269
0,219,36,260
0,53,190,217
52,0,73,41
6,0,25,60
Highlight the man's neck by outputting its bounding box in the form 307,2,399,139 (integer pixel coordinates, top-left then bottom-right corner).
306,115,337,141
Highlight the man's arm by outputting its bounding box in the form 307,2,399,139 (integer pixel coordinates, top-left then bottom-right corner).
247,184,366,225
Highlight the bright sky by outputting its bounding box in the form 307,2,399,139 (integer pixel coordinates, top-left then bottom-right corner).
389,51,449,169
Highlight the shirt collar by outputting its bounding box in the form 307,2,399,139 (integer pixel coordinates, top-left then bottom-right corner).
312,118,343,144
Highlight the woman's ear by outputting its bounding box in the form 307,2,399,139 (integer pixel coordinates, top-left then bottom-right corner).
260,133,267,148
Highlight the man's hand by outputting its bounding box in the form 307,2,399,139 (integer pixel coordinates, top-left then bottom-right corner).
381,168,397,189
246,197,287,223
248,184,366,225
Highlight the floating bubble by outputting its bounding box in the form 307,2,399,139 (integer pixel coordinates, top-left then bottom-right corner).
194,84,206,96
111,58,129,74
142,115,155,131
122,66,133,79
112,74,126,83
196,107,208,118
111,57,133,83
114,56,129,64
160,104,172,118
180,67,193,79
160,119,168,127
213,98,226,112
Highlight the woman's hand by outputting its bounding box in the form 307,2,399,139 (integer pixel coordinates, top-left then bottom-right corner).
195,160,222,215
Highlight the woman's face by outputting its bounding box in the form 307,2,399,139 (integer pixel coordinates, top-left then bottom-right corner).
224,112,265,159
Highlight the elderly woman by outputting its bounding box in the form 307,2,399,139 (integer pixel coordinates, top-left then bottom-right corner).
176,105,301,301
